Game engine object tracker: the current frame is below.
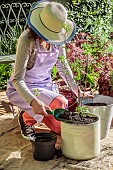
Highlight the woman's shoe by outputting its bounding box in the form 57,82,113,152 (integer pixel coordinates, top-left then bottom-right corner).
18,111,35,140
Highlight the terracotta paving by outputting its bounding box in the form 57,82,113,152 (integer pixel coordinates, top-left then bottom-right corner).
0,90,19,117
0,90,12,114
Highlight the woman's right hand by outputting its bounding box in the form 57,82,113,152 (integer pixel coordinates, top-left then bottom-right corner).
31,98,52,117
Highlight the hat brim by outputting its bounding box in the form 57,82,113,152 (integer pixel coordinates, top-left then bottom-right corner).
27,1,76,45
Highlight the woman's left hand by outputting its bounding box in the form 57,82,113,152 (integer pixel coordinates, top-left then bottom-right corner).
73,87,94,98
79,90,94,98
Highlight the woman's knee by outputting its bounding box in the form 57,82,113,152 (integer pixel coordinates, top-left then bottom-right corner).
49,96,68,109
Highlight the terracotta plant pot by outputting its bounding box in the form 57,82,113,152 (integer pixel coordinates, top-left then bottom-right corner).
55,80,78,111
59,89,78,111
30,132,57,161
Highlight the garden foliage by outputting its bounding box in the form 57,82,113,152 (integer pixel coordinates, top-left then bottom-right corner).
66,0,113,33
65,31,113,93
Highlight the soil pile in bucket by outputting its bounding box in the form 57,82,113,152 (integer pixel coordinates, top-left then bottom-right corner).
35,137,52,142
59,110,98,124
85,103,107,106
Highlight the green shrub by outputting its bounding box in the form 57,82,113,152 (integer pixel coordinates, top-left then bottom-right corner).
0,64,12,89
1,26,23,55
66,0,113,33
0,26,23,89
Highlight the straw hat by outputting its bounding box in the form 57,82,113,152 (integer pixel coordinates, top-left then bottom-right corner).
27,0,76,45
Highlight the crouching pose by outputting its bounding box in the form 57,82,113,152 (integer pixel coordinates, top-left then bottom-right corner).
6,0,92,140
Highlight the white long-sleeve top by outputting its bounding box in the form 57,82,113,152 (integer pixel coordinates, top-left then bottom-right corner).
10,29,77,105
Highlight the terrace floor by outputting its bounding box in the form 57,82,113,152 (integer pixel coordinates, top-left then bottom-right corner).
0,90,113,170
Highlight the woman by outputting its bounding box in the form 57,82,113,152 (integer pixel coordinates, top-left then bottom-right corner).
6,0,92,140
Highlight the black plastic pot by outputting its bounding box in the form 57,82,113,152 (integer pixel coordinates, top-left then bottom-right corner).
30,132,57,161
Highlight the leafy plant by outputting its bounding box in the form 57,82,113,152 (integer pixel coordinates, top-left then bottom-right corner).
33,88,40,97
51,66,59,81
75,105,90,117
66,34,96,90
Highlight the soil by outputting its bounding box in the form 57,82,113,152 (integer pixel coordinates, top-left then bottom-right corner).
35,137,53,142
59,111,98,124
33,133,56,142
84,102,107,106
